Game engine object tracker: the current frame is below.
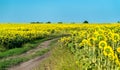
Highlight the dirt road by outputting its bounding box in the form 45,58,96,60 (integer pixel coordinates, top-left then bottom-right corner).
8,38,59,70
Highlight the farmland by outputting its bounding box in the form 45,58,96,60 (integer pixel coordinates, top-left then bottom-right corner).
59,24,120,70
0,24,120,70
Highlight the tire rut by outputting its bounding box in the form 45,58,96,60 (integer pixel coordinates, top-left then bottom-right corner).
8,38,59,70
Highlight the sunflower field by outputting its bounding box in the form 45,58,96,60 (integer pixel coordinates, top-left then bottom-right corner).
0,24,71,51
1,24,120,69
59,24,120,70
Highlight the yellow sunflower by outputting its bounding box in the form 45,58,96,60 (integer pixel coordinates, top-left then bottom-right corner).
108,32,112,38
104,31,108,36
88,37,96,46
115,59,120,65
117,47,120,53
112,33,119,42
96,34,107,41
108,53,115,60
99,41,107,49
82,39,87,42
81,39,89,46
93,31,99,38
103,46,114,56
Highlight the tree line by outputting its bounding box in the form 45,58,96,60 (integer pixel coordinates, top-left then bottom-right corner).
30,20,89,24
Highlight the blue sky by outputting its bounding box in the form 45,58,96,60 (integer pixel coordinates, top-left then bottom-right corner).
0,0,120,23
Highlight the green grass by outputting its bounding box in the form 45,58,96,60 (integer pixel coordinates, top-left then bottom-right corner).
0,39,43,59
0,34,66,70
0,57,28,70
35,42,79,70
0,34,66,59
0,34,70,70
0,48,50,70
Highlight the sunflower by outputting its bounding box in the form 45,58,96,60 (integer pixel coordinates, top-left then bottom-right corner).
82,39,88,43
60,37,71,43
117,47,120,53
108,53,115,60
93,31,99,38
103,46,114,56
99,41,107,49
81,39,89,46
88,37,96,46
98,30,104,34
96,34,107,42
112,33,119,42
104,31,108,35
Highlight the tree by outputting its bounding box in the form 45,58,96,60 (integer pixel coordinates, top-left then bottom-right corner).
83,20,89,24
46,21,51,24
118,21,120,23
58,22,63,24
30,22,43,24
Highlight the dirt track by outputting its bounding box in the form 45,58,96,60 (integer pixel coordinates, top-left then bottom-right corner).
8,38,59,70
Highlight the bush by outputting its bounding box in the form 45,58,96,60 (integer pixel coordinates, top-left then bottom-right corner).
31,22,43,24
118,21,120,23
46,21,51,24
83,20,89,24
58,22,63,24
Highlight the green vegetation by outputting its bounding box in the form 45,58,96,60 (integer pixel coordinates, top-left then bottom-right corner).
0,48,49,70
0,34,67,59
2,24,120,70
35,40,78,70
83,20,89,24
0,36,49,59
0,34,65,70
0,57,28,70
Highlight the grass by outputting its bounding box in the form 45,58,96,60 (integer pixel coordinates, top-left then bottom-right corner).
0,34,66,59
29,48,50,59
35,41,79,70
0,57,28,70
0,48,50,70
0,34,66,70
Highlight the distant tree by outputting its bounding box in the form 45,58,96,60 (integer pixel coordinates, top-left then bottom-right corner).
58,22,63,24
83,20,89,24
46,21,51,24
36,22,40,23
118,21,120,23
30,22,43,24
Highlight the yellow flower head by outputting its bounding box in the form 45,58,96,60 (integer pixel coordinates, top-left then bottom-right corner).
81,39,91,47
117,47,120,53
82,39,88,44
60,37,71,43
93,31,99,38
115,59,120,65
88,37,96,46
99,41,107,49
108,53,115,60
96,34,107,41
103,46,114,56
108,32,112,38
104,31,108,36
112,33,119,42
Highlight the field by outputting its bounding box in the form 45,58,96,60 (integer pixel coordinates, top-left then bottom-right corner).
0,24,120,70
